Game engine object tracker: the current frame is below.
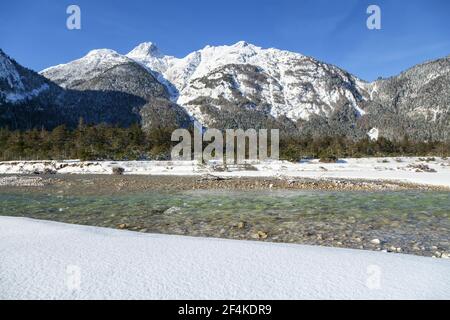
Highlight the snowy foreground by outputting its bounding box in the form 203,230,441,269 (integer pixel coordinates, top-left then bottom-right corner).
1,217,449,300
1,157,449,188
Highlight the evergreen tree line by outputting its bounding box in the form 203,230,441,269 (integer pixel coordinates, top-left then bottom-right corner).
279,135,450,162
0,122,449,162
0,122,175,161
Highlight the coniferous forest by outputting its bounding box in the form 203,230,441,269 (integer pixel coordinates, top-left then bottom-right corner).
0,120,449,162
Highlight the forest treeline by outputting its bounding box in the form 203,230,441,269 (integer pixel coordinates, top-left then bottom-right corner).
0,122,449,162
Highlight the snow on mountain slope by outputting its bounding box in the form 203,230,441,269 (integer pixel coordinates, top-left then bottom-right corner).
41,49,134,89
0,51,24,90
0,49,50,104
39,48,191,131
126,41,369,123
361,55,450,141
126,42,179,99
3,83,50,103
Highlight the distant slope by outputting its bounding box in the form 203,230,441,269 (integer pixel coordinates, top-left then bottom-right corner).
361,55,450,141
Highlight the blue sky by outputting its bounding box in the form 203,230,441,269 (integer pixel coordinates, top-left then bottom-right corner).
1,0,449,80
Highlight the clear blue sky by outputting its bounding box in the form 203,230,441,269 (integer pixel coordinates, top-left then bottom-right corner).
1,0,449,80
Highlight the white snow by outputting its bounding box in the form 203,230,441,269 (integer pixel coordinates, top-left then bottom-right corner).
1,216,449,299
4,83,49,103
40,49,132,88
127,42,162,58
1,157,449,188
368,128,379,141
0,52,24,90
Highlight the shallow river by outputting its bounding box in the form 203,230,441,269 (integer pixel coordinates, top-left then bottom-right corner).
1,187,449,257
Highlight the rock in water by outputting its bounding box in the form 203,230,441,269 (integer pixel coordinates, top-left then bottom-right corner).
370,239,381,245
164,207,182,215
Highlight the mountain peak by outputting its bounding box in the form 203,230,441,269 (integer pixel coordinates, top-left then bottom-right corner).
127,42,161,59
86,48,121,58
233,40,251,48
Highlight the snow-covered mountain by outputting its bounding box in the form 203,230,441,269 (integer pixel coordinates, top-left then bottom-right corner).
0,49,51,104
1,43,449,140
42,49,130,88
40,48,191,131
0,49,72,129
40,41,374,136
360,55,450,141
126,41,369,125
1,48,190,130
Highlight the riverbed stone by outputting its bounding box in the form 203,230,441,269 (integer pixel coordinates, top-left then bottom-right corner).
370,239,381,245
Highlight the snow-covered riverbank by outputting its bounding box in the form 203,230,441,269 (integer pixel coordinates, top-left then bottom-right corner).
0,157,449,188
0,216,449,299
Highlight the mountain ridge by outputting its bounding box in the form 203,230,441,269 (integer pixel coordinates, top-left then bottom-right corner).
1,43,449,141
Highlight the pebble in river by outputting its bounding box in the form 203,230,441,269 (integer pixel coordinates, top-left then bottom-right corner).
370,239,381,245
